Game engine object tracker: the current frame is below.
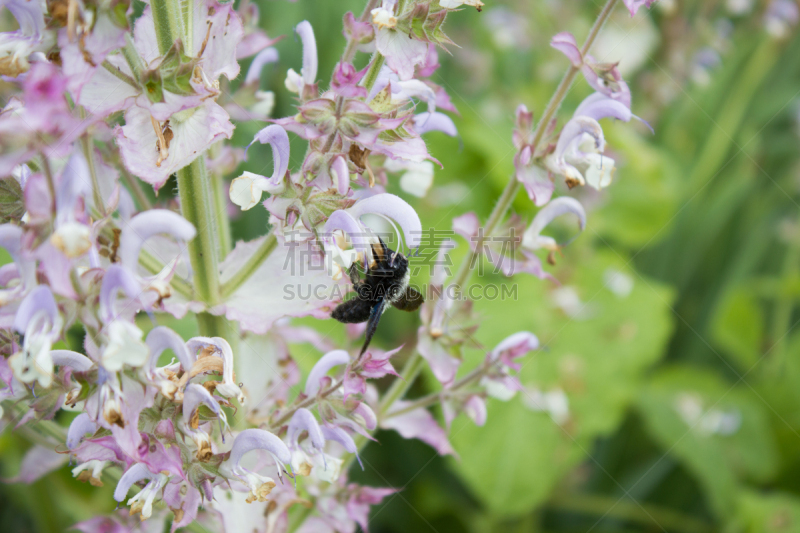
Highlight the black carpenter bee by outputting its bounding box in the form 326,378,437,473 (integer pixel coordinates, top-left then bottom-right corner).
332,238,424,355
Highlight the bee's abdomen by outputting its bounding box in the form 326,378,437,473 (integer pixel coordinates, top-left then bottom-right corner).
332,297,373,323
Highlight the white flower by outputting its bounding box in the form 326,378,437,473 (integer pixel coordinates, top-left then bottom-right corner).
371,7,397,29
102,320,149,372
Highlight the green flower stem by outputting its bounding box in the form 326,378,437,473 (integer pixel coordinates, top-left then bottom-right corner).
208,142,232,257
176,159,231,344
101,59,139,88
78,108,105,214
361,52,385,92
220,232,277,299
151,0,180,56
121,33,145,81
138,249,193,299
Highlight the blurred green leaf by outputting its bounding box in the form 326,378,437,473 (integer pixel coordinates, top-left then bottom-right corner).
726,490,800,533
710,286,765,371
450,250,674,515
637,365,779,517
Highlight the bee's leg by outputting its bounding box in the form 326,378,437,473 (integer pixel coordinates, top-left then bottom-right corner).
360,298,387,355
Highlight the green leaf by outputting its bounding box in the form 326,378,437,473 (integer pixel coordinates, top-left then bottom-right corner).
727,490,800,533
710,286,764,371
636,365,779,517
450,251,674,515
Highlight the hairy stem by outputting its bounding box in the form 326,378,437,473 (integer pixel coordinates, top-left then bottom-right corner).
101,59,139,88
78,110,106,214
361,53,385,92
150,0,180,56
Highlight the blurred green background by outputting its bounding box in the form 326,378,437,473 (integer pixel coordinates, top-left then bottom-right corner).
5,0,800,531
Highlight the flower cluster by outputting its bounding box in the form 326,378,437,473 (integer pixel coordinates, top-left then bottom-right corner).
0,0,656,530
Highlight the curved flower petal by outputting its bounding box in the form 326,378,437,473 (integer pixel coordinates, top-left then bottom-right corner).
574,92,632,123
224,428,292,468
67,413,97,449
99,265,142,323
381,401,455,456
118,210,196,272
182,383,225,427
490,331,539,370
348,193,423,250
51,350,93,372
243,124,290,184
0,223,34,290
551,32,583,67
305,349,350,396
145,326,193,374
287,408,325,450
330,156,351,196
185,336,244,404
413,112,457,137
323,210,373,261
113,463,154,502
13,285,58,334
245,47,279,85
229,171,285,211
522,196,587,251
295,21,318,86
555,116,605,162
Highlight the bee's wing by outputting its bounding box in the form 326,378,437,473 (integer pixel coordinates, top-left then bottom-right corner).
360,298,388,355
392,286,424,312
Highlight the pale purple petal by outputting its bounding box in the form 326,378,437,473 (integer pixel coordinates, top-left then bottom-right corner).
551,32,583,67
226,428,292,467
51,350,93,372
555,116,605,162
522,196,587,251
6,444,67,483
245,47,279,85
244,125,290,187
417,333,461,385
452,212,479,246
67,413,98,449
574,92,632,122
2,0,45,36
305,349,350,396
490,331,539,370
163,482,202,531
13,285,58,333
515,155,554,207
323,210,373,262
145,326,193,374
375,28,428,81
118,210,196,271
99,265,142,322
288,408,325,450
413,112,457,137
182,383,224,427
213,235,341,335
347,486,398,533
381,401,456,456
623,0,656,16
330,156,351,196
116,102,234,189
114,463,154,502
295,21,318,85
464,395,487,426
193,0,243,81
348,193,423,249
